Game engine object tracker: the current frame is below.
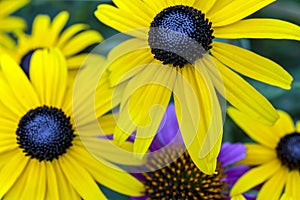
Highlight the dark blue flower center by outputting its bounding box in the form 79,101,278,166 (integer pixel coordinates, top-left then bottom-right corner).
276,132,300,170
16,106,75,161
148,5,214,68
20,49,36,77
143,147,227,199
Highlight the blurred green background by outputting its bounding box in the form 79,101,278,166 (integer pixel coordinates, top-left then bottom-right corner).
13,0,300,199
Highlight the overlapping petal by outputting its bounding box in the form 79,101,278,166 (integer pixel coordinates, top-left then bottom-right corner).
211,42,293,89
214,19,300,40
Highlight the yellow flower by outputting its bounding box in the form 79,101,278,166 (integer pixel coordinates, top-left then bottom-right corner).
0,0,28,49
0,48,144,199
228,108,300,200
0,11,102,71
94,0,299,174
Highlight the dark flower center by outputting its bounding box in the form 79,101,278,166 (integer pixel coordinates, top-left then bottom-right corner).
276,132,300,170
16,106,75,161
148,5,214,68
20,49,37,77
143,147,227,199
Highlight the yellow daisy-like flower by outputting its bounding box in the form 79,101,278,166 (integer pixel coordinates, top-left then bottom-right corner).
0,48,143,199
0,0,28,49
94,0,299,174
0,11,102,73
228,108,300,200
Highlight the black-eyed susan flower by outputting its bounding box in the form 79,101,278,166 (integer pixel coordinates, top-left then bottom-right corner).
228,108,300,200
94,0,299,174
0,48,144,199
130,104,254,200
0,11,102,74
0,0,28,49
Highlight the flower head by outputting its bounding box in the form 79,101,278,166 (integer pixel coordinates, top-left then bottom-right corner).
0,0,28,49
130,104,253,200
0,11,102,75
228,107,300,200
0,48,143,199
94,0,299,173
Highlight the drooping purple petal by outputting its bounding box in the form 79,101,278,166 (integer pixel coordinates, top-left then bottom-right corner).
218,142,246,167
243,193,257,200
130,196,147,200
223,165,250,186
149,103,183,151
131,172,146,182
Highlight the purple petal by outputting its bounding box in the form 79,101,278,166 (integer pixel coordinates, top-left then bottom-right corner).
243,193,257,200
130,196,147,200
223,165,250,186
224,194,257,200
131,172,146,182
149,103,183,151
218,142,246,167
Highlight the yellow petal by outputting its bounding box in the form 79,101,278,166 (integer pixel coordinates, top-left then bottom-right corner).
211,42,292,89
280,194,295,200
61,30,102,57
66,53,88,69
193,0,217,14
214,18,300,40
47,11,69,45
114,63,174,146
0,34,16,49
52,160,80,200
75,114,116,137
57,23,89,47
95,4,149,39
143,0,167,12
45,162,59,200
209,57,278,125
0,0,29,16
257,166,288,200
112,0,156,21
59,154,106,200
231,194,246,200
23,160,46,199
73,66,119,135
131,84,171,155
0,117,16,134
0,79,26,118
69,145,145,196
98,113,117,135
0,17,26,31
72,55,108,125
0,54,40,110
207,0,235,15
126,65,174,155
285,170,300,200
0,92,22,122
0,0,28,16
272,110,295,138
240,143,277,165
209,0,274,27
0,136,18,154
230,159,281,196
181,0,196,6
77,138,146,166
30,48,68,107
174,59,223,174
5,161,28,199
31,14,51,46
0,152,29,197
227,107,280,148
109,48,152,86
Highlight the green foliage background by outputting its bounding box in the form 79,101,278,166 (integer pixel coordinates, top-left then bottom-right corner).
13,0,300,199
